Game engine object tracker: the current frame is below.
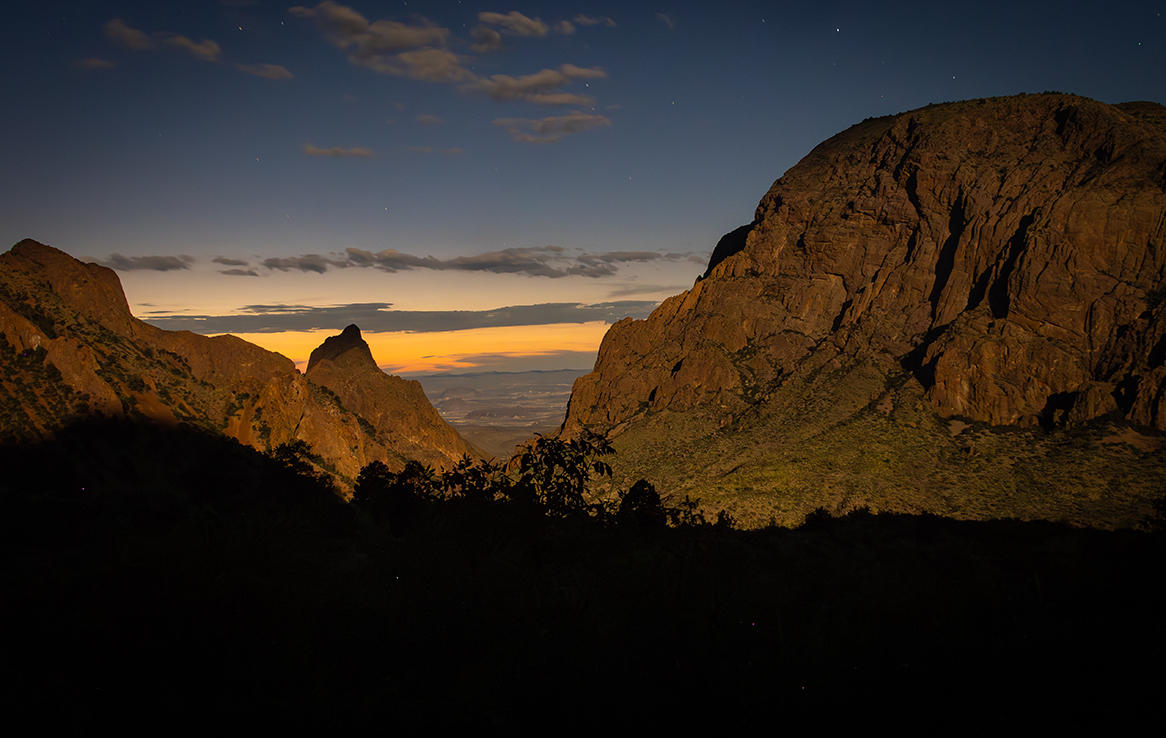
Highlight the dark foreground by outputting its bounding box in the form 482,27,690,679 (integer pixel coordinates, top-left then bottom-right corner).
2,421,1163,731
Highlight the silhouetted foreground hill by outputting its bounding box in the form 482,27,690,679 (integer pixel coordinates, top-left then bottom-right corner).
2,419,1163,730
564,94,1166,528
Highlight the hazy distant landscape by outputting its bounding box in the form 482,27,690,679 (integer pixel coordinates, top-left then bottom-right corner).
415,369,589,457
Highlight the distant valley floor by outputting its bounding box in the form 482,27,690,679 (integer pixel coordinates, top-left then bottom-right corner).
413,369,589,458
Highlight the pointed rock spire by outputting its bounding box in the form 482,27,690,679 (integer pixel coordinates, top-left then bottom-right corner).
306,324,377,372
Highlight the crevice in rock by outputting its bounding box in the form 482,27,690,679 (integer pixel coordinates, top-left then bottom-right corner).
903,229,921,263
1150,382,1166,428
1114,374,1141,414
901,324,950,389
902,167,924,222
1054,104,1077,140
1040,390,1078,430
966,265,994,313
1148,335,1166,368
928,195,968,319
988,213,1035,319
831,299,853,333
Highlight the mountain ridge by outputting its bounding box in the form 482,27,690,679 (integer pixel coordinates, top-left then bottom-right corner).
0,240,474,483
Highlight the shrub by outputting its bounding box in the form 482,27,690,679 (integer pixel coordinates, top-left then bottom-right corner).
511,431,613,519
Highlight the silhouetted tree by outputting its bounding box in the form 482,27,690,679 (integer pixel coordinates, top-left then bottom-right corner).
442,454,509,503
352,459,435,535
618,479,668,529
395,460,440,499
511,431,613,519
268,439,335,501
353,459,393,508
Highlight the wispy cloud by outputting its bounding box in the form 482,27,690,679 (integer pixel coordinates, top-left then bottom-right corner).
303,143,374,157
289,3,608,118
95,254,194,271
656,13,676,31
142,300,660,334
262,254,347,273
284,3,611,144
415,113,443,125
76,58,116,70
478,11,548,37
257,245,691,278
157,33,222,62
493,112,610,143
220,268,260,277
461,64,606,105
574,15,617,28
289,2,449,50
370,47,476,82
103,19,222,63
236,63,293,80
288,2,469,81
213,257,250,267
469,26,503,52
104,19,156,50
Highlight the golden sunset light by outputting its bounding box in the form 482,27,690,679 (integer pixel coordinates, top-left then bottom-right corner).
231,320,612,375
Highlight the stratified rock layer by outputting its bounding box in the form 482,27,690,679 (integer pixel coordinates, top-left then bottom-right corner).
0,241,474,482
566,95,1166,434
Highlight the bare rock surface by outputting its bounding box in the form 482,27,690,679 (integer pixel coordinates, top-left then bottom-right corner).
567,95,1166,433
563,94,1166,528
305,324,476,469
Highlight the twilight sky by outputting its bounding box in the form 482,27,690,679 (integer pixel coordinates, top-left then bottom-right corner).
3,1,1164,374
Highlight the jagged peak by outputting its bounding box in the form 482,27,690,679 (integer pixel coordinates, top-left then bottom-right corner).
306,324,377,373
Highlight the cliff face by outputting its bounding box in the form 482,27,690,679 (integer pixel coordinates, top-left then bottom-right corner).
566,95,1166,434
561,94,1166,528
306,324,476,469
0,241,473,482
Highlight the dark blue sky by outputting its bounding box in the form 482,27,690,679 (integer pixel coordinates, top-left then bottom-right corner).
2,1,1163,372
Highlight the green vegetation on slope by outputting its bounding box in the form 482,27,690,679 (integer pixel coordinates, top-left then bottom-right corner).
605,355,1166,530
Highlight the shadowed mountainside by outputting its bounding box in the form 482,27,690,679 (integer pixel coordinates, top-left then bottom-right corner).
563,94,1166,528
2,418,1163,731
0,240,474,482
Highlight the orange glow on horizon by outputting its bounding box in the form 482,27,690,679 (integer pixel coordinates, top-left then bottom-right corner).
223,321,611,374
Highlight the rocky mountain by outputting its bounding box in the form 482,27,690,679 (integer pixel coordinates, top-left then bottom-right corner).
304,324,476,469
0,240,473,483
563,93,1166,528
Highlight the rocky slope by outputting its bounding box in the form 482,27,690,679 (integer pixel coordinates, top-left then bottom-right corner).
0,240,473,482
305,324,476,469
563,94,1166,528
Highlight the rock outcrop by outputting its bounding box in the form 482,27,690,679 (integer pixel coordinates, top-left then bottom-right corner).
0,240,475,483
306,324,476,469
566,94,1166,434
562,94,1166,528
